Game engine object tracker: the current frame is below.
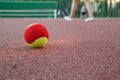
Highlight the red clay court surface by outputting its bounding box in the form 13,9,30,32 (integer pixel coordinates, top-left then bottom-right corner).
0,18,120,80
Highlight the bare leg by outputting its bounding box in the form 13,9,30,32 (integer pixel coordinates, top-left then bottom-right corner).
84,0,94,22
64,0,79,21
70,0,79,18
84,0,94,18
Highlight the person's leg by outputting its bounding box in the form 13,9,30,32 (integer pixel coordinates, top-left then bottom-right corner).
84,0,94,21
64,0,79,21
70,0,79,18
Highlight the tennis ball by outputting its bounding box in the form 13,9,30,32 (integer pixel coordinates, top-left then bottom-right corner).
24,23,49,48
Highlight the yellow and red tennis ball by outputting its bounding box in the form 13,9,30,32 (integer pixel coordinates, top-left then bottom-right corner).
24,23,49,48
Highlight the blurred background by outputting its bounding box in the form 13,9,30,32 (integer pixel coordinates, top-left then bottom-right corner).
0,0,120,18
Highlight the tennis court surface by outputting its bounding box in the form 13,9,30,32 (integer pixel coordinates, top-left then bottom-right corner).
0,18,120,80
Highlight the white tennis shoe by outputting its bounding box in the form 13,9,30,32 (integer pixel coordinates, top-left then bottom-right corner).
64,16,72,21
85,17,94,22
